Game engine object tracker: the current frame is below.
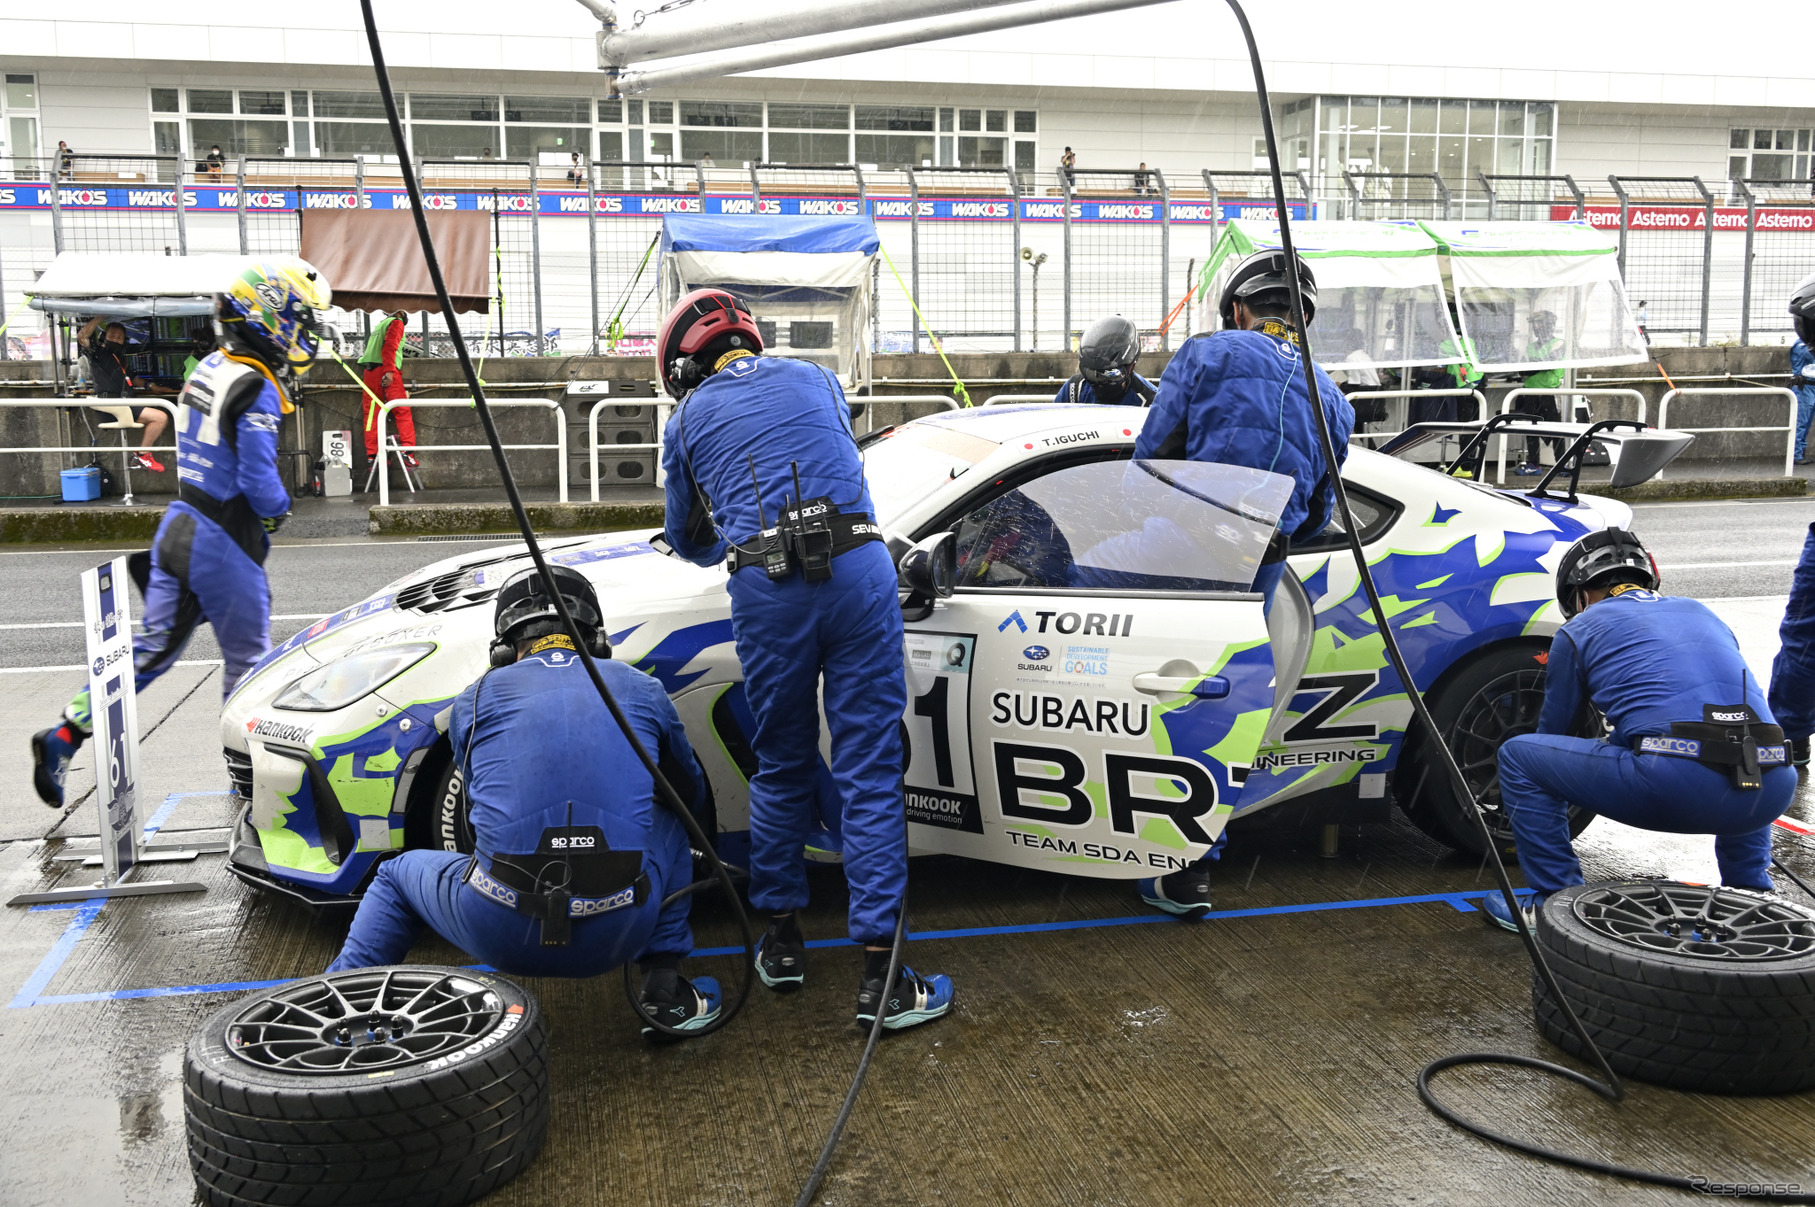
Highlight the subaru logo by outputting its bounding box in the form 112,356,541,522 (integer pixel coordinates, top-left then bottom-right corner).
91,657,104,676
1023,645,1050,661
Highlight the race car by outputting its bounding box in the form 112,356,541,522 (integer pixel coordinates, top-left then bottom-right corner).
220,403,1681,907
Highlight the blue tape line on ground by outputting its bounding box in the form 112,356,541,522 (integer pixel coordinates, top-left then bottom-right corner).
13,887,1534,1006
8,899,106,1008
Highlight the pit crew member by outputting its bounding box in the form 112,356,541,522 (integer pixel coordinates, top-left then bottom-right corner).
1053,315,1155,406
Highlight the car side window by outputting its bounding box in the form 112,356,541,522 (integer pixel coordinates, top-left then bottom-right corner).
1290,485,1400,554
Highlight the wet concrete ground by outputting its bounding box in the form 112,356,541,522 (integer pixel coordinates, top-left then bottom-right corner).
0,498,1812,1205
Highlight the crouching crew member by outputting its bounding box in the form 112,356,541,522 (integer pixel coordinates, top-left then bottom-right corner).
1054,315,1155,406
657,289,953,1031
31,259,327,806
1127,249,1353,921
327,567,721,1039
1770,521,1815,768
1483,529,1795,931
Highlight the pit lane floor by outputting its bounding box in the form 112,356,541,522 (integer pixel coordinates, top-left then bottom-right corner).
0,498,1811,1205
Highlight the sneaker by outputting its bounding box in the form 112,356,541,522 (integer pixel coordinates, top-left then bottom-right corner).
1793,737,1810,768
30,725,85,807
1480,889,1542,933
855,965,953,1031
131,452,165,472
639,972,721,1041
400,451,420,470
755,917,806,991
1512,463,1543,477
1138,864,1215,919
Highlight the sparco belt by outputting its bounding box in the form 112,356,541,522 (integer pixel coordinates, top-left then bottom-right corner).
464,824,649,946
725,499,884,577
1635,705,1786,790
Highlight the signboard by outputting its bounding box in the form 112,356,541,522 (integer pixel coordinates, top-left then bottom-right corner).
82,556,141,883
1554,204,1815,232
322,429,350,468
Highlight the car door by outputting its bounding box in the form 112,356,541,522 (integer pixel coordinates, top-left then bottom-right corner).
900,457,1292,879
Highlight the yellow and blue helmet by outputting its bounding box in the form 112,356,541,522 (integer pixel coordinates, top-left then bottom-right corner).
216,257,332,376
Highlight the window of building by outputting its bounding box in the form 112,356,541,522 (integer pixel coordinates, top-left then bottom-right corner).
505,96,589,124
682,101,763,128
189,119,290,159
767,103,850,164
150,88,179,114
314,91,386,119
1730,128,1811,183
648,101,674,125
240,91,287,116
4,73,39,172
855,105,935,169
414,124,498,158
187,89,234,115
1280,95,1557,204
598,99,622,124
411,94,498,122
506,126,587,160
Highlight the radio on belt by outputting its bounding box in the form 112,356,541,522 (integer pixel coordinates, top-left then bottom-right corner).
739,457,849,584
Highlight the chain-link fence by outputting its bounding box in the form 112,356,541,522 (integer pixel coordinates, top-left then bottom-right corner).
1737,179,1815,343
418,158,546,357
1608,176,1715,346
1480,173,1584,221
1054,168,1169,352
906,167,1020,353
1344,171,1451,221
54,154,187,255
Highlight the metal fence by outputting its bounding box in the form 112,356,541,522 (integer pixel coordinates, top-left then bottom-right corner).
7,157,1815,363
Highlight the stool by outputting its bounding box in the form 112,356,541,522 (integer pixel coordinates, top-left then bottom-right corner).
362,435,420,495
92,404,141,507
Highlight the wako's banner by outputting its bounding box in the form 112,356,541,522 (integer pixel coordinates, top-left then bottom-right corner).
0,182,1304,225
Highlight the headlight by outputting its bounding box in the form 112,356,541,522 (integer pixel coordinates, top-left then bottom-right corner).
272,643,435,713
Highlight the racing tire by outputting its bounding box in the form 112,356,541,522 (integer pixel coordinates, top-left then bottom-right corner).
1402,643,1594,859
184,966,547,1207
405,743,476,856
1530,880,1815,1096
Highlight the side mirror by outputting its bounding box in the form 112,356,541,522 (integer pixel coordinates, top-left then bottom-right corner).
897,531,956,619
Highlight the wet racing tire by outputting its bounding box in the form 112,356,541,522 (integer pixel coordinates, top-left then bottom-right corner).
1403,643,1594,859
184,967,547,1207
404,743,475,856
1531,881,1815,1095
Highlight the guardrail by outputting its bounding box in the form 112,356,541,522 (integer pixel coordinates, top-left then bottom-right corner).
0,397,180,457
857,395,962,432
586,398,664,504
1345,390,1489,449
1655,387,1799,479
981,393,1059,406
1493,388,1650,483
375,398,567,508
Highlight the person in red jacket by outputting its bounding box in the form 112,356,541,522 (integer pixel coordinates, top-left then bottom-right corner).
359,310,417,468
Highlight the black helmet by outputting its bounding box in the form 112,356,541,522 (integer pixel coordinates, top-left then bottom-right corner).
1790,270,1815,345
1556,527,1658,619
1219,248,1317,329
1078,315,1140,396
490,565,610,665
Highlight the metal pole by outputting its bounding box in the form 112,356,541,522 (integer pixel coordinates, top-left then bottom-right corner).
1008,166,1022,352
530,161,545,356
1739,179,1756,346
871,256,881,355
1610,176,1629,279
49,157,63,254
1694,175,1713,346
1156,168,1170,352
1479,171,1496,220
174,156,188,255
587,161,600,356
1564,175,1584,222
1431,172,1451,221
0,246,8,359
908,168,921,354
1184,256,1195,337
1202,171,1221,239
749,161,760,206
355,155,366,208
236,157,249,254
1061,168,1073,351
600,0,1039,63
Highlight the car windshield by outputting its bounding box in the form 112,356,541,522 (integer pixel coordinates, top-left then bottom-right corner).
862,422,1002,525
953,459,1293,593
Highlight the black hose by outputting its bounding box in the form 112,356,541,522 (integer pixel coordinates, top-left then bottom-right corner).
357,0,752,1039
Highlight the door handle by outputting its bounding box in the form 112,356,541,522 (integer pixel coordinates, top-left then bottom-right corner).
1132,673,1230,699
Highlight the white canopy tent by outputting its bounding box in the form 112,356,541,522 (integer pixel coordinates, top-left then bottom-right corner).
26,253,259,318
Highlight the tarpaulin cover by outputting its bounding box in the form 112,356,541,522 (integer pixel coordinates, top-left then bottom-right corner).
28,253,255,316
299,209,490,314
659,214,880,256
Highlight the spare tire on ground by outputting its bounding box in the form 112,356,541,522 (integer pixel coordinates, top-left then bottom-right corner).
1531,879,1815,1095
184,966,548,1207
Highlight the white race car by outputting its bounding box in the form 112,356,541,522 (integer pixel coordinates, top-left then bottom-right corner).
221,404,1675,906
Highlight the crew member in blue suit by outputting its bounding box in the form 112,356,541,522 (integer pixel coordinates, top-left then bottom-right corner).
1053,315,1155,406
1128,249,1353,920
328,567,721,1039
1483,529,1795,931
31,258,327,807
1790,271,1815,465
658,289,952,1032
1770,522,1815,768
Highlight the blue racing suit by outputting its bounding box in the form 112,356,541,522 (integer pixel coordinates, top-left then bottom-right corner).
1497,588,1794,896
661,353,907,945
1052,373,1156,407
1792,340,1815,461
1770,522,1815,742
1133,318,1354,602
330,645,703,976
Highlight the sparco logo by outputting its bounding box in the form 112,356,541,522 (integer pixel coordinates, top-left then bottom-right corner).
246,717,312,744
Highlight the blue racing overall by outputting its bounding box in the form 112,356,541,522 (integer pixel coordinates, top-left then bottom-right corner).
1770,522,1815,744
1498,588,1794,896
1133,318,1353,604
660,353,907,946
1051,372,1156,406
329,644,702,976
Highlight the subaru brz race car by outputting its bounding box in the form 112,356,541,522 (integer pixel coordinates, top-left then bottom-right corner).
221,404,1684,906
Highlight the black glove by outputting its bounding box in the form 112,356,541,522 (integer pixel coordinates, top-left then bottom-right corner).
261,513,288,536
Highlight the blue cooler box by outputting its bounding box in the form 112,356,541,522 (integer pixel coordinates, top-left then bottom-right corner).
61,467,102,502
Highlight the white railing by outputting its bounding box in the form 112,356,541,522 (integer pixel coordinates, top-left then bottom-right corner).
982,393,1059,406
857,395,962,432
585,398,666,503
375,398,567,507
0,397,179,457
1493,387,1650,484
1655,387,1799,479
1344,389,1489,449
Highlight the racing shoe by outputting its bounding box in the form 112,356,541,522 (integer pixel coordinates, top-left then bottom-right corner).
1139,864,1215,919
1793,737,1810,768
638,971,721,1042
1480,889,1542,934
1512,462,1543,477
30,725,85,807
855,964,953,1032
130,452,165,472
755,912,806,990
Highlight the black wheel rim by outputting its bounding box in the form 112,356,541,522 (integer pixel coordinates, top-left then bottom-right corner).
1573,881,1815,961
227,969,509,1074
1445,667,1549,840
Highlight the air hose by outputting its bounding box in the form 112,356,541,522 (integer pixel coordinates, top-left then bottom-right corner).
357,0,752,1040
1227,1,1809,1197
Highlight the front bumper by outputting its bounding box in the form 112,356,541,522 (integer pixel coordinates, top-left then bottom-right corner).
226,801,366,912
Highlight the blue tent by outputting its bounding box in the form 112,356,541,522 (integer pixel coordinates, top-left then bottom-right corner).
659,214,879,257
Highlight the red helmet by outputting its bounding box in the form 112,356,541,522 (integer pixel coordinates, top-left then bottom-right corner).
657,288,764,398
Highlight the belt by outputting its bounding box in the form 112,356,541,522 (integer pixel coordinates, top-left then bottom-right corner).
725,509,883,575
466,858,649,919
176,482,269,567
1635,714,1787,790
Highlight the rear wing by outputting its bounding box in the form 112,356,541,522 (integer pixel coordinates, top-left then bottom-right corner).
1374,413,1695,501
